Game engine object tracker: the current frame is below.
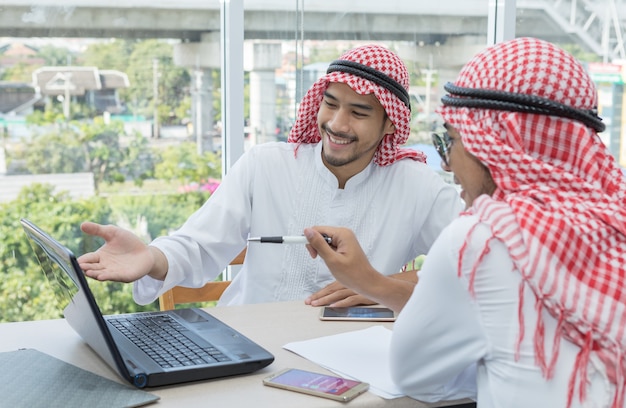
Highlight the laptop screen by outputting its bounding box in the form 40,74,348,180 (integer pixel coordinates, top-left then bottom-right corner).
21,218,134,383
20,217,275,388
25,221,80,312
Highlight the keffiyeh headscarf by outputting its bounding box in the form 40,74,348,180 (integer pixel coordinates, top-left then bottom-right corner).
438,37,626,407
288,44,425,166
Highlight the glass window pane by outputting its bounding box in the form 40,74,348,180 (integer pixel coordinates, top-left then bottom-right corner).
0,2,224,321
243,0,489,173
1,1,505,321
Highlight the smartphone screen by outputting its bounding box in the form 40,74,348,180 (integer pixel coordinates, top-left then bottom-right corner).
320,306,396,321
263,368,369,402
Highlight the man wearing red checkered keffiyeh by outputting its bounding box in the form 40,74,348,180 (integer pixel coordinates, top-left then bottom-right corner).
304,38,626,407
78,44,464,311
437,37,626,408
289,44,426,167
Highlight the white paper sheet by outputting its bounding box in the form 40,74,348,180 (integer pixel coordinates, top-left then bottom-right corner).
283,325,405,399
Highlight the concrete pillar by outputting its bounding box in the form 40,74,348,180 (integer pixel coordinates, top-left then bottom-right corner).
174,33,220,153
191,68,214,153
244,42,282,145
398,36,487,105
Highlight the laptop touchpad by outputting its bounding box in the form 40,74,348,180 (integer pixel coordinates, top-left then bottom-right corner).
174,308,209,323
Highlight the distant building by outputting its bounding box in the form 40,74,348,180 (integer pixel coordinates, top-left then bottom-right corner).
0,81,41,115
0,67,130,116
32,66,129,114
0,42,44,70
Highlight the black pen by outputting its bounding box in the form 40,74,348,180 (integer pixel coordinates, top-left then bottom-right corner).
247,234,332,244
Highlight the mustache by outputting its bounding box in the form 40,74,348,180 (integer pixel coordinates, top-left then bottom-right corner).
322,124,356,141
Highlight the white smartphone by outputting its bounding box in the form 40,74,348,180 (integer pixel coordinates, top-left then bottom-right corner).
319,306,396,321
263,368,369,402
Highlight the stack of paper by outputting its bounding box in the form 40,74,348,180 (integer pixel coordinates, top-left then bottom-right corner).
284,325,405,399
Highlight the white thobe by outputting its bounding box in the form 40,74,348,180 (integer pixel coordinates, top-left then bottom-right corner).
134,141,463,306
392,215,615,407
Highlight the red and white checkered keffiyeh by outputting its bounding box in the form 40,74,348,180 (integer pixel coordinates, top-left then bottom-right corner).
288,44,425,166
439,37,626,407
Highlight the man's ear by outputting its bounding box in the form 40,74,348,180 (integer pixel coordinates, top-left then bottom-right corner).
383,118,396,135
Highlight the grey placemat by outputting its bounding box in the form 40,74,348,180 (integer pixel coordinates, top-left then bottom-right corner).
0,349,159,408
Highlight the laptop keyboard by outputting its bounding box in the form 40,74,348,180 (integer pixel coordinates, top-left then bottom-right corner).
108,314,232,368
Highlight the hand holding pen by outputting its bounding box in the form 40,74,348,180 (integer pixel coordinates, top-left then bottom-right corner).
247,234,332,245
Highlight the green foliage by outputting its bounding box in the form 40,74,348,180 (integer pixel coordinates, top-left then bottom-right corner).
107,191,211,239
8,39,206,129
0,61,37,82
0,182,217,322
11,118,156,190
174,95,192,124
37,45,74,66
25,93,97,123
80,39,135,72
26,107,67,125
413,254,426,270
75,39,192,125
121,130,156,187
404,254,426,272
18,126,86,174
154,141,221,185
123,40,191,124
0,184,144,322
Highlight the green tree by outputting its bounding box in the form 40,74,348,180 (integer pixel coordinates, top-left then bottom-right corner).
0,184,158,322
0,183,218,322
81,39,134,72
80,39,192,125
37,44,74,66
0,61,35,82
108,191,211,239
154,141,221,185
174,95,192,123
13,118,156,190
19,126,85,174
74,118,138,187
125,40,190,124
25,104,66,125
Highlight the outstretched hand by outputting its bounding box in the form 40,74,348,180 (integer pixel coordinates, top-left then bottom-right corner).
77,221,165,283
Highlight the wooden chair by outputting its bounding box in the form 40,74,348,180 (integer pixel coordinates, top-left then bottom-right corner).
158,248,246,311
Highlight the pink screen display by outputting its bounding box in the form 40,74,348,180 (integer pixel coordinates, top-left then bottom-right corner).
271,369,361,395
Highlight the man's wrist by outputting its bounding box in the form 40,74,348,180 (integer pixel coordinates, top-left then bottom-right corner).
147,246,168,281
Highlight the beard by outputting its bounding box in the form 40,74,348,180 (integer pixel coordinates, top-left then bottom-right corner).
320,124,379,167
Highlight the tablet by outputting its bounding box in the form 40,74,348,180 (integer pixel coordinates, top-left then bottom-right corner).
319,306,396,321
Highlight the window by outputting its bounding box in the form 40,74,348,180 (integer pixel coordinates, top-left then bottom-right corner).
2,1,622,321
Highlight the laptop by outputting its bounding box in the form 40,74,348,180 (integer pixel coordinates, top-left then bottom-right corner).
20,218,274,388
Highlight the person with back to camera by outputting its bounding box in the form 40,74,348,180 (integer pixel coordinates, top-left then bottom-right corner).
77,44,463,308
304,37,626,407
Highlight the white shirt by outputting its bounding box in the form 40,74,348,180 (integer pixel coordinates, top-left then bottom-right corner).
134,141,463,306
392,215,615,407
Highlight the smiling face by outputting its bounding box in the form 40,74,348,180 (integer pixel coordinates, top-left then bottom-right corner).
317,82,395,188
442,124,497,208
